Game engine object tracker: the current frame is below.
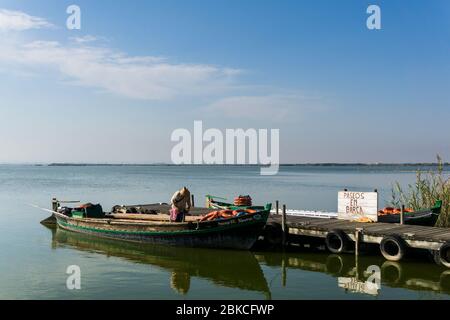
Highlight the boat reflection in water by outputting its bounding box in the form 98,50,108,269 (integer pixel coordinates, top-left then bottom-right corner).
255,251,450,297
46,225,449,298
48,226,271,298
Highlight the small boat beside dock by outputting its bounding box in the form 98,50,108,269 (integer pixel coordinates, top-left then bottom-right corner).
377,201,442,226
207,196,443,226
45,200,272,250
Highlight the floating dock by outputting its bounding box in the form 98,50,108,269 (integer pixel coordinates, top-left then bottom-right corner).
266,213,450,268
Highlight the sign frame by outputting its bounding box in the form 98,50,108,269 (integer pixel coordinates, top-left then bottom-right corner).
337,190,378,222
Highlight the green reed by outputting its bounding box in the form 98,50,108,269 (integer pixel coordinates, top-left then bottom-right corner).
390,155,450,227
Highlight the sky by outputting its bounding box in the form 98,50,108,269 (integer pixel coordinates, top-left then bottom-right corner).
0,0,449,163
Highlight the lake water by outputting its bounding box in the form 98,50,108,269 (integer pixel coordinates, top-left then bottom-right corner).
0,164,449,299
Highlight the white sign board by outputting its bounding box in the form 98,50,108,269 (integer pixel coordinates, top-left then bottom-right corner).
338,191,378,222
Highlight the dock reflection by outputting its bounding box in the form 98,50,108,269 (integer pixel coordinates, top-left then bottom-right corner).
255,251,450,296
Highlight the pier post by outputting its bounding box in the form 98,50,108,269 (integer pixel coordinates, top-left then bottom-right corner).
282,205,287,247
281,255,287,287
276,200,279,215
354,228,363,280
400,205,405,225
191,194,195,208
355,228,363,257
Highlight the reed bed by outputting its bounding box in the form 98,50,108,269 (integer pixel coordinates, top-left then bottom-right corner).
390,156,450,227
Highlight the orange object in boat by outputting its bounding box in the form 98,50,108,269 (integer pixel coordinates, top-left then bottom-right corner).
200,210,235,221
234,195,252,206
200,208,256,221
200,211,217,221
232,209,257,215
218,210,234,219
378,207,414,216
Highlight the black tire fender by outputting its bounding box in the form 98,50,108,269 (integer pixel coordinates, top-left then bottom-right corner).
325,229,351,254
428,249,442,265
380,234,407,262
264,222,283,247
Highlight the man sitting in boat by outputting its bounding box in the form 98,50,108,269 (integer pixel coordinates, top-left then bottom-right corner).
170,187,191,222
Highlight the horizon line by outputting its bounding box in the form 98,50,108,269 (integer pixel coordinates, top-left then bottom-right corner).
0,162,448,167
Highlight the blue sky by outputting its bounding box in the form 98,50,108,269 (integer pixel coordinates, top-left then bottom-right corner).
0,0,449,163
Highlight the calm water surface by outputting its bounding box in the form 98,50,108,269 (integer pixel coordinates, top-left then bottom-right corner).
0,165,449,299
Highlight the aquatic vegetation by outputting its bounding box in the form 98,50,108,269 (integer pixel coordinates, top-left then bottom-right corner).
390,155,450,227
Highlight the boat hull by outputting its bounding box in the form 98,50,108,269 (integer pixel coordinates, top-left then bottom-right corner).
378,211,439,226
54,209,269,250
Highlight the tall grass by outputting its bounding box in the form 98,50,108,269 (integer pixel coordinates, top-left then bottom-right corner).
390,156,450,227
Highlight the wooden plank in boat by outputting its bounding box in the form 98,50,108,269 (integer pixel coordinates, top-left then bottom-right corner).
108,213,201,222
113,204,214,216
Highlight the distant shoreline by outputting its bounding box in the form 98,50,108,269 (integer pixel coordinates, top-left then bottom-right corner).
43,163,449,167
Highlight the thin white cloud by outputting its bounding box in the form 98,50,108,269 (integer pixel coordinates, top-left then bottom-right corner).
207,94,308,120
0,40,241,100
0,9,53,31
70,35,99,44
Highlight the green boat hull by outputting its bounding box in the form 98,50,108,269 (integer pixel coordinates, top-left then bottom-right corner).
54,204,271,250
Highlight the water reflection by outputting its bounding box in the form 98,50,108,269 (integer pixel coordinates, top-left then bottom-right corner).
47,226,271,298
45,225,449,298
255,251,450,296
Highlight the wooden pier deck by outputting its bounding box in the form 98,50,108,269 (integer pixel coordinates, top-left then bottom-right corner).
269,214,450,250
106,203,450,266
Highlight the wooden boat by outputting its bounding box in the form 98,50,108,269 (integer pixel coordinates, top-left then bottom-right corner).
49,201,272,250
377,200,442,226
